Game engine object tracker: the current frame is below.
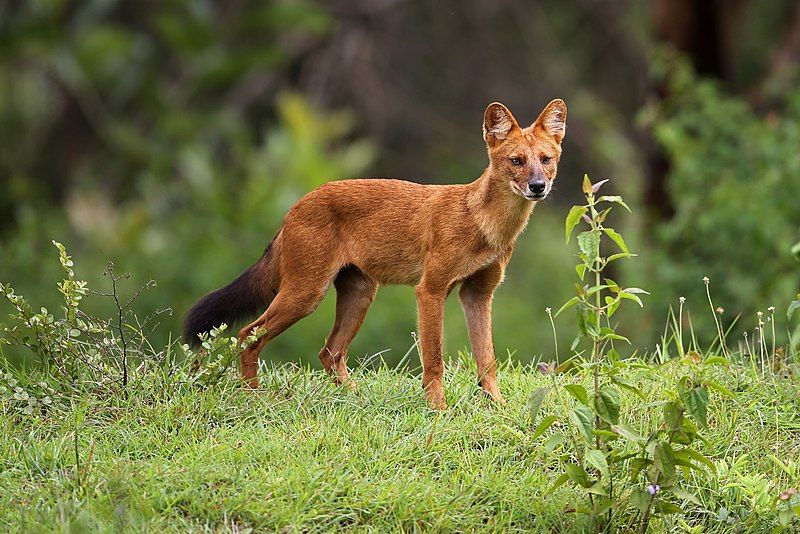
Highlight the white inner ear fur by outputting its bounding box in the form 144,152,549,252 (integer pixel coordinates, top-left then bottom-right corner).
485,108,513,140
543,109,566,136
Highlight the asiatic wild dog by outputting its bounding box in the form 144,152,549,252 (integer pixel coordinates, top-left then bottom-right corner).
184,99,567,409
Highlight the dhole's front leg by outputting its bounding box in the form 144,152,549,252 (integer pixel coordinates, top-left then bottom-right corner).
459,262,506,404
415,280,449,410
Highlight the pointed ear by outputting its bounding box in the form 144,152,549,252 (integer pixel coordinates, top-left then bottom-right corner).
483,102,520,145
533,99,567,143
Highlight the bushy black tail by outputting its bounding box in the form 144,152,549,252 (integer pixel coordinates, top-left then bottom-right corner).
183,243,278,346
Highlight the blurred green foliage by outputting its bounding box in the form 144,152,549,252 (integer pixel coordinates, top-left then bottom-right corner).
2,1,799,370
644,52,800,339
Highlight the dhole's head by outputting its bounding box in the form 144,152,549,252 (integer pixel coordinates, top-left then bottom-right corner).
482,99,567,201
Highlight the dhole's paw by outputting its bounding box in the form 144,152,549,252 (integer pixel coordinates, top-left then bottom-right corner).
481,383,506,405
243,377,260,389
425,388,448,410
336,377,357,390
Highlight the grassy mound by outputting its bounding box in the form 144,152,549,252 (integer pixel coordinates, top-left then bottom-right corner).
2,358,798,532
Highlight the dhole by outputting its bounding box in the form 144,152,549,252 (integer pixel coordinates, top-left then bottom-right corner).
184,99,567,409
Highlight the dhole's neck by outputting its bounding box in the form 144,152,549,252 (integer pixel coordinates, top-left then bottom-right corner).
466,168,535,249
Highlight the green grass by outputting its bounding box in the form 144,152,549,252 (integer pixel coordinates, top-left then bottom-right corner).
1,355,799,532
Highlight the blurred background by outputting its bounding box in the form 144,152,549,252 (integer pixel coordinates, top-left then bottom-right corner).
1,0,799,368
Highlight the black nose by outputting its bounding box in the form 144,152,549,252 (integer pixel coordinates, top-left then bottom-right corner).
528,179,546,195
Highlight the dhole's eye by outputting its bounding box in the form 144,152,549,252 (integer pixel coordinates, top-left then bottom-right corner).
541,156,552,164
510,157,523,166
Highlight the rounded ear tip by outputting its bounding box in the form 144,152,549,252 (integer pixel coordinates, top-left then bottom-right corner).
548,98,567,110
485,101,509,113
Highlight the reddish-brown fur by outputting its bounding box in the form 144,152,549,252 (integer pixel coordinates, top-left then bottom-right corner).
184,99,567,409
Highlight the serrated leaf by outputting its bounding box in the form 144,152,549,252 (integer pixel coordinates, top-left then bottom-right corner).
654,442,677,483
565,205,589,243
603,227,629,254
570,404,595,444
663,401,683,431
585,449,610,478
527,387,549,424
594,386,621,425
705,380,735,398
612,423,644,444
565,463,592,488
564,384,588,405
630,488,651,513
682,387,709,428
577,231,601,266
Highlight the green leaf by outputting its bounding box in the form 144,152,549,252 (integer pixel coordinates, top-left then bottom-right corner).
585,449,610,478
598,195,631,212
672,486,702,506
554,296,581,318
630,488,651,513
705,380,735,399
564,384,589,405
611,423,645,444
594,386,621,425
605,296,621,318
565,463,592,488
681,387,709,428
575,263,587,280
791,240,800,261
577,231,601,266
570,404,595,444
532,415,558,440
703,356,729,366
603,227,629,254
619,291,644,307
599,327,630,343
655,502,683,515
607,252,634,263
549,472,570,492
622,287,650,295
610,374,645,399
654,442,677,483
788,300,800,321
681,448,716,473
565,205,588,243
527,387,548,424
586,284,611,297
663,402,684,431
543,433,566,454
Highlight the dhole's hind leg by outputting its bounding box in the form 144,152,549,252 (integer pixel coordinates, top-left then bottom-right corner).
319,266,377,386
237,284,330,388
